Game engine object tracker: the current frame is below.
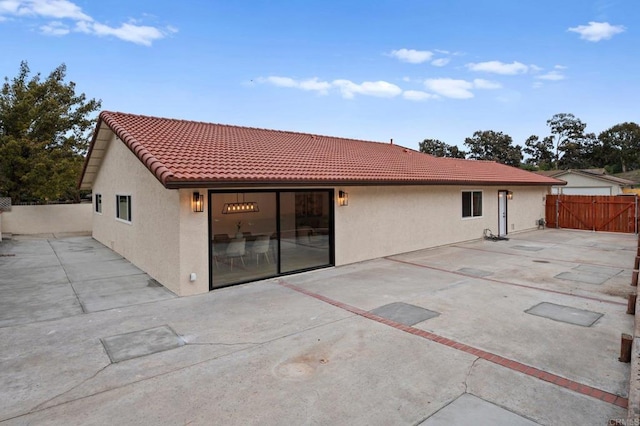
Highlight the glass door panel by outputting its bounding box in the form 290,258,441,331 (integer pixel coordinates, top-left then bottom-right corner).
279,191,331,273
210,192,278,288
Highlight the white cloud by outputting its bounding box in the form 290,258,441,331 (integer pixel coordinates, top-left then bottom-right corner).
260,75,500,101
568,21,625,42
473,79,502,89
466,60,529,75
0,0,20,15
78,21,174,46
333,79,402,98
297,78,332,93
0,0,175,45
402,90,438,101
261,76,297,88
259,76,402,99
554,65,567,70
40,20,68,35
431,58,450,67
15,0,91,21
424,78,474,99
390,48,433,64
260,76,331,95
421,78,501,99
536,70,565,81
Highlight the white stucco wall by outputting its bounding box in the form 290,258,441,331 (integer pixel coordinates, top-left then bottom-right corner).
334,185,547,265
1,204,92,235
91,134,183,295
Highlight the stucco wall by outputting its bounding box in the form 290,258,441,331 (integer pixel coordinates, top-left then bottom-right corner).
1,204,92,235
177,188,209,295
552,174,619,195
91,134,183,295
334,185,547,265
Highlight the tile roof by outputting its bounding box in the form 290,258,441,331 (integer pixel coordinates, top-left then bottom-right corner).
80,111,565,189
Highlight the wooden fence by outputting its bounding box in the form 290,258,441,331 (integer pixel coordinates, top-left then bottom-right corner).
545,195,638,233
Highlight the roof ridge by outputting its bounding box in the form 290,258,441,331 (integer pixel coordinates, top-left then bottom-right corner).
101,110,402,148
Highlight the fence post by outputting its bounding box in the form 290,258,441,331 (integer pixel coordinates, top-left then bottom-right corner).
555,196,560,229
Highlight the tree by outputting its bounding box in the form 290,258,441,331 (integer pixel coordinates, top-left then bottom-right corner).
418,138,466,158
523,135,554,170
546,113,587,169
0,61,100,202
598,122,640,172
463,130,523,167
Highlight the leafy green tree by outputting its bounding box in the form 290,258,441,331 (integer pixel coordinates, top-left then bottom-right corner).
523,135,554,170
546,113,587,169
463,130,522,167
418,138,466,158
0,61,100,203
598,122,640,172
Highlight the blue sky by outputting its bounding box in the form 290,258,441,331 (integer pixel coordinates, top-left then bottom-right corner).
0,0,637,152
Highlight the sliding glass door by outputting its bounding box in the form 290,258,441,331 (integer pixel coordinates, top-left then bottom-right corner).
279,191,331,273
209,189,333,289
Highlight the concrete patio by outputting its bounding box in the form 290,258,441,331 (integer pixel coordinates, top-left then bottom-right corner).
0,228,637,425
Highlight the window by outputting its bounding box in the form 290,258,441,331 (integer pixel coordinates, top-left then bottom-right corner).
462,191,482,218
95,194,102,214
116,195,131,222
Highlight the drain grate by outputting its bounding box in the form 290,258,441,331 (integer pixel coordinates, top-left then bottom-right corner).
0,254,16,257
533,260,549,263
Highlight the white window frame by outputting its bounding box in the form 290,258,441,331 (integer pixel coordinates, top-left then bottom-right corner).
94,193,102,214
116,194,132,223
461,190,483,219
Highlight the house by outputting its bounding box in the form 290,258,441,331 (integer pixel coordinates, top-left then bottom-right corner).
79,111,564,296
536,169,636,195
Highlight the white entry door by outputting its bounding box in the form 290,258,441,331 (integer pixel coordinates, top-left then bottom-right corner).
498,191,507,237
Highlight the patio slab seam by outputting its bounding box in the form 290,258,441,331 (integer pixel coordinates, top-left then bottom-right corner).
278,279,628,409
48,240,87,314
385,257,626,307
451,243,634,270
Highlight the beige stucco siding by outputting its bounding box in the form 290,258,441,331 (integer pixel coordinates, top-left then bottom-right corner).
1,204,92,235
552,174,620,195
334,185,547,265
177,188,209,295
91,134,182,294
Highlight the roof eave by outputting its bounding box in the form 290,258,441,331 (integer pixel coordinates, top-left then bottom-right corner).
165,178,562,189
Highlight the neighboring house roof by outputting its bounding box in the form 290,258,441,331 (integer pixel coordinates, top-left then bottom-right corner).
614,170,640,185
536,169,636,187
80,111,565,190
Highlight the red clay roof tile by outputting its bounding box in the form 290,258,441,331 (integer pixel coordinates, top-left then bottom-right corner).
81,111,565,189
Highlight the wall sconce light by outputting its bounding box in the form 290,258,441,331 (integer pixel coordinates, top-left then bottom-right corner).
192,192,204,212
507,191,514,200
338,190,348,206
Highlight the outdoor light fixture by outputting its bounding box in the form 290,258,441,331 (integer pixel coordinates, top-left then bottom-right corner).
192,192,204,212
338,190,348,206
222,193,260,214
507,191,514,200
